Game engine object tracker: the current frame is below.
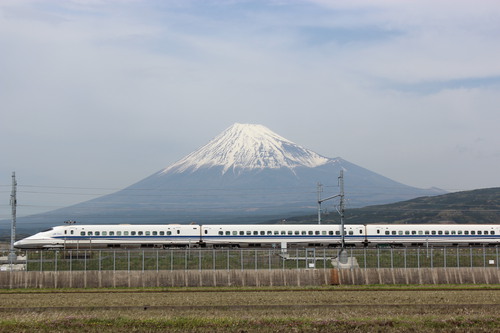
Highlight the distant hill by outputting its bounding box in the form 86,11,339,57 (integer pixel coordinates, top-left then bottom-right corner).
278,187,500,225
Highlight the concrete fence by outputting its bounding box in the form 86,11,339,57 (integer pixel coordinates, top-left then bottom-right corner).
1,268,500,289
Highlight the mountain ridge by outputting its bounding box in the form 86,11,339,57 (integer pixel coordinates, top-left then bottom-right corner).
2,123,446,232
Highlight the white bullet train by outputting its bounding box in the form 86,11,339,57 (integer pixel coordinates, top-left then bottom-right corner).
14,223,500,249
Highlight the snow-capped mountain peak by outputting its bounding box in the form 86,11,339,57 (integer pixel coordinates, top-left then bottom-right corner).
162,123,330,174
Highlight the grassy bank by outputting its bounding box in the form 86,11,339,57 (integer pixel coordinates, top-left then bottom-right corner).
1,286,500,332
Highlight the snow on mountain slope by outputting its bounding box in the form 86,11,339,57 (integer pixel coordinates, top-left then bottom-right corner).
162,123,330,174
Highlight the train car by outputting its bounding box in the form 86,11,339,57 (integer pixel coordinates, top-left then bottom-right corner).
200,224,366,248
13,224,202,249
366,224,500,246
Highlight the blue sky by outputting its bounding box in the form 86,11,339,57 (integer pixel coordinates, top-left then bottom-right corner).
1,0,500,218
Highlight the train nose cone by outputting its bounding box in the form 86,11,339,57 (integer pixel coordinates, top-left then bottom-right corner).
13,240,26,249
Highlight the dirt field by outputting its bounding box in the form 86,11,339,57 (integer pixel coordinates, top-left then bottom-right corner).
1,286,500,332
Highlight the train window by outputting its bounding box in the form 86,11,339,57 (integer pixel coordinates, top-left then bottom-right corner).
464,231,469,235
80,231,85,236
88,231,93,236
281,231,286,235
274,231,279,235
240,231,244,235
348,230,353,235
308,231,313,235
64,230,67,235
377,230,380,234
70,230,74,235
314,231,319,235
160,231,165,236
117,231,122,236
484,231,488,235
123,231,128,236
177,230,180,235
438,231,443,235
457,231,462,235
226,231,231,236
138,231,143,236
218,231,223,236
444,231,449,235
152,231,157,236
254,231,259,235
431,231,436,235
411,231,416,235
451,231,456,235
398,231,403,235
491,231,495,235
102,231,107,236
385,231,390,235
247,231,252,235
231,231,236,236
167,231,172,236
288,231,293,235
405,231,410,235
392,231,396,235
324,231,328,235
260,231,265,236
425,231,430,235
477,231,482,235
301,231,307,235
418,231,423,235
295,231,300,235
471,231,475,235
109,231,114,236
329,231,333,235
96,231,101,236
131,231,136,236
335,231,340,235
268,231,273,235
145,231,150,236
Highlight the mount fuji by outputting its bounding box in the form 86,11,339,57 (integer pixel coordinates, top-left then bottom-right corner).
13,123,445,229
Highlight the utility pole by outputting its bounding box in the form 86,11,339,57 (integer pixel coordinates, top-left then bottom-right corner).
317,183,323,224
9,172,17,263
338,169,345,249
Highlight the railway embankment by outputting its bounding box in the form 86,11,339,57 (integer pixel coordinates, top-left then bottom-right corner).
1,267,500,289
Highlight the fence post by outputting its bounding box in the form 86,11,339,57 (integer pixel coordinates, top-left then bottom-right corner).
430,247,433,269
127,250,130,272
377,247,380,269
241,249,244,271
470,246,473,268
198,249,202,271
255,249,258,270
113,251,116,272
363,247,367,269
227,249,230,271
404,248,407,269
99,250,101,272
444,247,446,269
390,247,394,269
456,246,460,268
417,247,420,269
497,245,499,269
70,250,72,272
55,251,58,272
483,245,486,268
268,249,271,270
213,249,216,270
170,250,173,271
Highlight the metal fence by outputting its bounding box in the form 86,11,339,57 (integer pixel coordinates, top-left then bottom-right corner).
3,246,500,271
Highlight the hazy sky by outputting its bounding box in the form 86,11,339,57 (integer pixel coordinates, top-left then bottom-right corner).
1,0,500,218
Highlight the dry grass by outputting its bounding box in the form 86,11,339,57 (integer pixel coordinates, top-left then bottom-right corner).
1,287,500,332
